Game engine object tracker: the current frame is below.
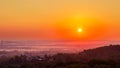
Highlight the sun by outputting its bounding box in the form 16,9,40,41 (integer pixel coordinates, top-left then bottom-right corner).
78,28,83,33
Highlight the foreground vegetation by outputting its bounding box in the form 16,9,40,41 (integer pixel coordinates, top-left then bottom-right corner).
0,54,120,68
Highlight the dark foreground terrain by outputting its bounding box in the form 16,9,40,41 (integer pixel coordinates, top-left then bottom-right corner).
0,45,120,68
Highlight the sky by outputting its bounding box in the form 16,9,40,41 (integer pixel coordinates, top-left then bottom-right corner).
0,0,120,41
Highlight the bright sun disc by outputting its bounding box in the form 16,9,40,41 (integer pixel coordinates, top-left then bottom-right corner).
78,28,82,32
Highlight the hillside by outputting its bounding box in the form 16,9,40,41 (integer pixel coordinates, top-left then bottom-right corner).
79,45,120,61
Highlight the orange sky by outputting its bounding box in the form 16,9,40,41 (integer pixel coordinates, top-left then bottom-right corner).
0,0,120,41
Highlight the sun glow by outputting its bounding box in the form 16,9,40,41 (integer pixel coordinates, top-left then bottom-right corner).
78,28,83,33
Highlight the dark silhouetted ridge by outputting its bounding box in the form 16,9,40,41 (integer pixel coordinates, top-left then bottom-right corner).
79,45,120,61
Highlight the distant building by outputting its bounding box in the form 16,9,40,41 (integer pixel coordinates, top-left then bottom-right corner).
1,40,3,46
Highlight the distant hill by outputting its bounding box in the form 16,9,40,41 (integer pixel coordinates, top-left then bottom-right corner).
52,45,120,63
79,45,120,61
